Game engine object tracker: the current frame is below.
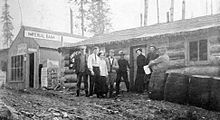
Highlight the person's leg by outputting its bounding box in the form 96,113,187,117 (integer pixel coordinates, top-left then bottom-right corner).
93,67,101,97
122,71,129,92
83,72,89,97
89,75,94,96
109,73,115,98
76,72,83,96
116,72,122,95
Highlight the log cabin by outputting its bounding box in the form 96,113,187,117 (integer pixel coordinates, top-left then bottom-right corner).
59,14,220,88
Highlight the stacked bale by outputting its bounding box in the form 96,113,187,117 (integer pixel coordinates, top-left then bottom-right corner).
189,75,212,109
64,69,77,83
164,73,189,104
149,71,168,100
210,77,220,111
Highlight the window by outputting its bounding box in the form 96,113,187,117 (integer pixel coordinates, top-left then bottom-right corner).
189,39,208,61
11,55,24,81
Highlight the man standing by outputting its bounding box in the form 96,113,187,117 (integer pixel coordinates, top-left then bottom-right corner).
116,51,130,95
148,47,169,72
145,46,159,91
135,48,147,93
75,46,89,97
106,49,119,98
87,46,100,96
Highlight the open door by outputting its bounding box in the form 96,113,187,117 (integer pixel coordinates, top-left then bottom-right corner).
29,53,34,88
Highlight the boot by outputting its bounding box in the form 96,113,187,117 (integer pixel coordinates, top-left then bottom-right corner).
85,90,89,97
76,90,80,97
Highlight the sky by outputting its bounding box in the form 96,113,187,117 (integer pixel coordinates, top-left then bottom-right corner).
0,0,220,48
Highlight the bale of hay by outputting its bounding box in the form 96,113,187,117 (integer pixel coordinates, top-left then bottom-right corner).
164,73,189,104
149,71,168,100
210,77,220,111
189,75,212,109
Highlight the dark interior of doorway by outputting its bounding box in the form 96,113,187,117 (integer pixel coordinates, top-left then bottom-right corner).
29,53,34,88
39,64,43,87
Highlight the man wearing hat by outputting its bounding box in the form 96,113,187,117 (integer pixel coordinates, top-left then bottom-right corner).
145,45,159,91
87,46,100,96
75,46,89,97
106,49,119,98
135,48,147,93
116,51,130,95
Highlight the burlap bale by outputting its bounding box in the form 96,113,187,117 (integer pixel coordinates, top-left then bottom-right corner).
210,77,220,111
189,75,212,109
64,55,70,60
149,71,168,100
64,74,77,83
64,69,75,74
164,73,189,104
64,60,70,67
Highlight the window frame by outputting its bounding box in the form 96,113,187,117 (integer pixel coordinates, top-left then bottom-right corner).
10,55,24,82
188,39,209,63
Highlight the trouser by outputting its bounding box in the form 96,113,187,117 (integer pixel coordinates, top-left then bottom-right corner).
135,73,145,93
116,71,130,94
76,72,88,96
108,72,117,97
89,67,100,96
144,74,151,91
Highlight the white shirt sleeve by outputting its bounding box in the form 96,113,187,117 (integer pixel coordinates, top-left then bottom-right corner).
87,55,93,71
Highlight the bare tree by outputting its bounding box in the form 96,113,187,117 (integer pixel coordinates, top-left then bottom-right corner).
1,0,14,48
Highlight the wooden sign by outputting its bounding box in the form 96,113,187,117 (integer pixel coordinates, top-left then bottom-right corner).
24,30,61,41
17,43,27,55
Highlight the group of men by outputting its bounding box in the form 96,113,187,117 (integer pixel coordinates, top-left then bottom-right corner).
74,45,169,98
134,46,169,93
74,46,130,98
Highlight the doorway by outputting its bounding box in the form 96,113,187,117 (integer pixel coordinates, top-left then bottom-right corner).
39,64,43,87
29,53,34,88
130,45,147,86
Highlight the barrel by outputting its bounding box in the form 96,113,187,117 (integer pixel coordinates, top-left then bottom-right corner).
164,73,189,104
189,75,212,109
210,77,220,111
148,71,168,100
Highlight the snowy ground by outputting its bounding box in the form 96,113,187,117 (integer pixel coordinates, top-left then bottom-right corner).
0,88,220,120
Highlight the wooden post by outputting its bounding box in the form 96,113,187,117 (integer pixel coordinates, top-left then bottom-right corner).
144,0,148,26
70,8,73,34
182,0,185,20
206,0,208,15
167,11,170,23
156,0,160,23
170,0,174,22
140,13,143,27
211,0,213,15
80,0,85,36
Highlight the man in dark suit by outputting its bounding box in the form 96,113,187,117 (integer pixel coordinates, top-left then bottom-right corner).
75,46,89,97
116,51,130,95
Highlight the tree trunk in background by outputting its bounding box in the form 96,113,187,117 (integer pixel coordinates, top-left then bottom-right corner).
144,0,148,26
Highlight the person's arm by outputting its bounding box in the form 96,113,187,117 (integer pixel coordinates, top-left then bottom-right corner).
148,56,163,67
114,58,119,69
87,55,94,75
127,60,131,69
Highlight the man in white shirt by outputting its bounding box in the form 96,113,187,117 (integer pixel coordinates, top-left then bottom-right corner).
87,46,100,96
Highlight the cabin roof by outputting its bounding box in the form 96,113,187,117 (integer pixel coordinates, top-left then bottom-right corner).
63,14,220,48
